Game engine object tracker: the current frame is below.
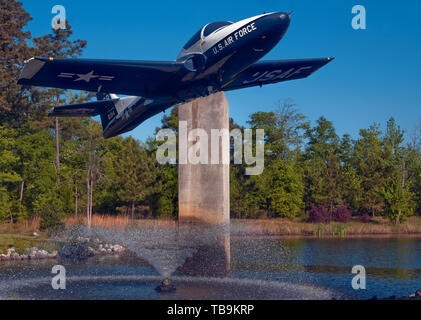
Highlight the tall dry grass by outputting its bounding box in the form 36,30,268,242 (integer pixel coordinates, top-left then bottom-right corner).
0,216,41,234
2,214,421,237
231,216,421,237
64,214,177,230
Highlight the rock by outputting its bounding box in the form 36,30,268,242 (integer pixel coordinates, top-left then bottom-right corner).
33,232,39,236
12,253,20,260
87,247,98,255
58,243,94,261
415,289,421,297
1,255,10,261
35,250,47,259
6,248,15,256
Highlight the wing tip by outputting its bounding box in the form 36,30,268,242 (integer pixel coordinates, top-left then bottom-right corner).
18,57,46,82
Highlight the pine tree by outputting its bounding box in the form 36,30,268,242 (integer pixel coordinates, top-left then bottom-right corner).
115,138,156,219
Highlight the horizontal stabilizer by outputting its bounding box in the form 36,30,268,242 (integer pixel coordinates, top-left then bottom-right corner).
48,99,119,117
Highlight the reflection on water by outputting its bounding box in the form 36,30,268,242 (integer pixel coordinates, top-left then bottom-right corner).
231,236,421,299
0,235,420,299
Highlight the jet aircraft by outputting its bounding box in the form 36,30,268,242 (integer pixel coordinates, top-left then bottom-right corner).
18,12,334,138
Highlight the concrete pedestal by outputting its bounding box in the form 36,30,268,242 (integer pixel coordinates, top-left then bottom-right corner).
178,92,230,225
177,92,230,276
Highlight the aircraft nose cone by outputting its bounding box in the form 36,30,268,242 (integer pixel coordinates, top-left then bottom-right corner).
278,12,291,27
266,12,290,38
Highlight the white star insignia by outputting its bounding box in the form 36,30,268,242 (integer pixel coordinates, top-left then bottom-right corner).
74,70,99,83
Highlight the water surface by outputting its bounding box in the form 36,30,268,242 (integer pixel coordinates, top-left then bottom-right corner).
1,236,420,299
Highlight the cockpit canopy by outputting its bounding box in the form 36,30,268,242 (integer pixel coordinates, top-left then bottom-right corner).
182,21,233,50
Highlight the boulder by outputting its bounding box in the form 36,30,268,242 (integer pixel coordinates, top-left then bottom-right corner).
11,253,21,260
58,242,94,261
87,247,98,255
416,289,421,297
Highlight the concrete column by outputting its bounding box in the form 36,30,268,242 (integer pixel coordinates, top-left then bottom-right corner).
178,92,230,225
177,92,230,276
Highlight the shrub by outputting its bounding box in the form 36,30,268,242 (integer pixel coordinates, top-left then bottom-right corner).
308,204,330,223
332,205,352,223
38,196,65,233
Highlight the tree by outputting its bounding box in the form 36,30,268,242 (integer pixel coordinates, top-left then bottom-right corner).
247,100,309,160
15,130,58,217
0,127,22,222
354,124,387,216
304,117,342,214
382,118,417,223
146,107,179,218
382,177,414,224
115,137,156,219
266,159,305,219
74,120,105,228
0,0,32,126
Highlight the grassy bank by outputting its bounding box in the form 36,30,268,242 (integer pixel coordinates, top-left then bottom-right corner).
1,215,421,245
0,233,57,255
230,216,421,237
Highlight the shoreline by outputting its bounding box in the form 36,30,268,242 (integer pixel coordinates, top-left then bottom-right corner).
229,217,421,237
1,216,421,244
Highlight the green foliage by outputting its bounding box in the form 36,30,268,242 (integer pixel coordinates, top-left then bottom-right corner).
34,191,64,232
115,137,157,217
247,100,309,160
354,124,388,216
382,177,414,224
331,223,346,238
264,160,304,218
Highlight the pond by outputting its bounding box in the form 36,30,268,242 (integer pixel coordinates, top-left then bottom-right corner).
0,235,420,300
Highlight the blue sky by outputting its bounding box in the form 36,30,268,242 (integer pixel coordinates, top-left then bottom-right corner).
22,0,421,143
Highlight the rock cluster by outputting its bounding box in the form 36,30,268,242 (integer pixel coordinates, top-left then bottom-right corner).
92,243,125,255
0,247,58,261
58,242,126,261
73,237,126,255
0,241,126,263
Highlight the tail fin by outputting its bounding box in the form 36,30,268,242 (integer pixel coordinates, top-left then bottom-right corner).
96,92,119,130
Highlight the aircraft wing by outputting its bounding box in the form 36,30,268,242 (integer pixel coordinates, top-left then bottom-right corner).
222,58,334,91
18,57,186,97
